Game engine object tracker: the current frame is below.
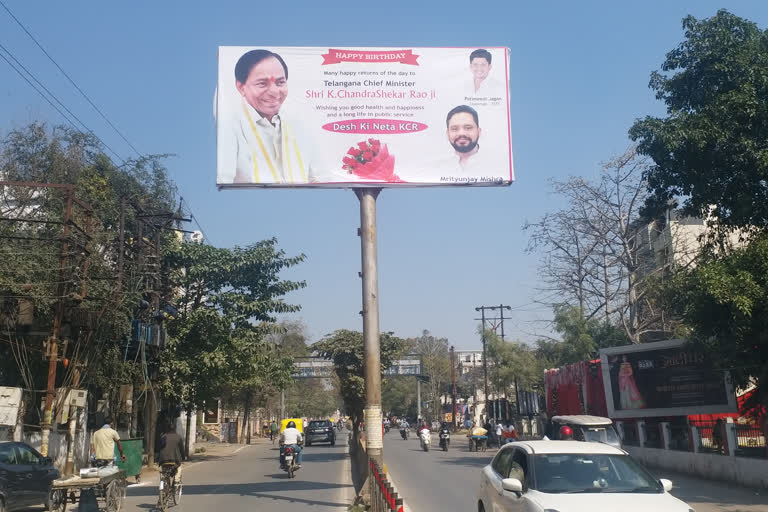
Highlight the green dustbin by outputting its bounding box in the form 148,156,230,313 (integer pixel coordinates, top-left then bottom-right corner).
115,438,144,483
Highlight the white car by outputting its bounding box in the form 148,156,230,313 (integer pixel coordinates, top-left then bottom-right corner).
477,440,694,512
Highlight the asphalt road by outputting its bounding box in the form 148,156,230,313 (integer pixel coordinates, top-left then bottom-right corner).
382,432,768,512
119,438,354,512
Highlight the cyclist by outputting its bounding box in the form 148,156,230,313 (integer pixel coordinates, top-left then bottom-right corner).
158,422,185,484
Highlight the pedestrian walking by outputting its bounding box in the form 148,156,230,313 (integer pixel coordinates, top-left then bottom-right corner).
495,421,503,447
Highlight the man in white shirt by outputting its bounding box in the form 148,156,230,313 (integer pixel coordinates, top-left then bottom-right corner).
279,421,303,468
465,49,505,97
221,49,310,185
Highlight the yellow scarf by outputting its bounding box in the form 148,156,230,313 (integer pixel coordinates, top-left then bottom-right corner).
242,103,307,184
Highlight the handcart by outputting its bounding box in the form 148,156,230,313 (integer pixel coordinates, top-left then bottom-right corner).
469,434,488,452
51,469,127,512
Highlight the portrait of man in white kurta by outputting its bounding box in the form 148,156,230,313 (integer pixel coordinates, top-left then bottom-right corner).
220,49,311,184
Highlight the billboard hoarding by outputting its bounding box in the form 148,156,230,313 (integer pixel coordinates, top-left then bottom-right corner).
600,339,737,419
216,46,513,188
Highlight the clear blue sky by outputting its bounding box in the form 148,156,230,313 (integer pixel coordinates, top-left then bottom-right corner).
2,1,767,348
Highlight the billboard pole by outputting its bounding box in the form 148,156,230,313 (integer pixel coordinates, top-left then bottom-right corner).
356,188,383,465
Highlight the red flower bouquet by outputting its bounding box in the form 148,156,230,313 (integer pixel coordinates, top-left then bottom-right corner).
342,139,403,182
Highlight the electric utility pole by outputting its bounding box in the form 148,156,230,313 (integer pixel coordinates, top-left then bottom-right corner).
450,346,457,430
474,304,512,421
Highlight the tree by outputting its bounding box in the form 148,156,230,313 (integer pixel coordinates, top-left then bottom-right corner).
160,239,305,451
630,10,768,233
408,330,450,422
485,331,546,404
312,329,407,439
525,148,686,343
0,122,178,428
670,235,768,425
538,305,629,367
381,377,417,419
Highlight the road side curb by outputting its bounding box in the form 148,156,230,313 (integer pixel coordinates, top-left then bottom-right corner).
340,439,357,508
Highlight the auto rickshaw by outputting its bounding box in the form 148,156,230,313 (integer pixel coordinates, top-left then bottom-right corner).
280,418,304,433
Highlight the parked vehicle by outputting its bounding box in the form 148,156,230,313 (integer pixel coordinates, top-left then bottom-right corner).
477,440,692,512
0,441,61,511
282,446,300,479
306,419,336,446
550,415,622,448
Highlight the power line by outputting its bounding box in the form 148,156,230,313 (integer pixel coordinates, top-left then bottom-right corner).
181,197,212,245
0,2,213,244
0,42,89,134
0,49,80,134
0,43,125,165
0,0,142,158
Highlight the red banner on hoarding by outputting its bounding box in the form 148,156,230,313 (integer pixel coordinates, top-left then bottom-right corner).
321,49,420,65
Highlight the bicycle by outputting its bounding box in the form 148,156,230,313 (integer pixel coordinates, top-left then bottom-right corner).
157,463,182,511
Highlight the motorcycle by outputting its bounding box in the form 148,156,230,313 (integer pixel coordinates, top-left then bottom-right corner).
400,428,409,440
384,423,390,434
282,446,300,479
439,430,450,451
419,429,431,452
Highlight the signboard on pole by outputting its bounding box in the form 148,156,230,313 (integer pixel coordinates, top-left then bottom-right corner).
216,46,513,188
600,339,737,419
292,356,423,379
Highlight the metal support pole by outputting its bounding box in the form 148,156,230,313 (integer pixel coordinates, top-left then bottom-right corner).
451,346,457,430
280,389,285,420
480,308,488,406
145,388,157,466
356,188,383,462
41,188,73,457
417,379,421,423
64,368,81,476
117,198,126,290
499,304,506,340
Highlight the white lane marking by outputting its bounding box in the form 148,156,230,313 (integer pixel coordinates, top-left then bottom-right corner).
234,445,248,454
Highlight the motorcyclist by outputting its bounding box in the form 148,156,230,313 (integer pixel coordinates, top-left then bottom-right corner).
279,421,304,468
559,425,574,441
417,420,430,436
399,418,410,439
439,422,450,445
